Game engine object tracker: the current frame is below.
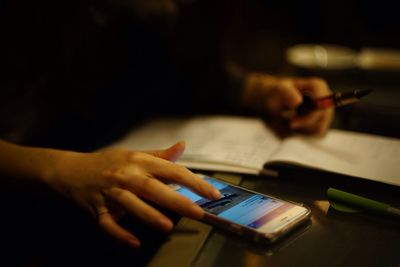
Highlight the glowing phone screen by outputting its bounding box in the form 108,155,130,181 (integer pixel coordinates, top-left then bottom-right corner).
174,176,303,229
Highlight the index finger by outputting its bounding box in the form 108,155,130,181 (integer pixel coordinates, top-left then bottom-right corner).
150,156,221,200
132,153,221,200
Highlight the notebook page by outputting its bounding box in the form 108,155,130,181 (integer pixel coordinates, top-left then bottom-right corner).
269,129,400,186
110,116,282,170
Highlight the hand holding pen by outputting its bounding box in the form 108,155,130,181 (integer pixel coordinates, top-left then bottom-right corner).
243,74,336,135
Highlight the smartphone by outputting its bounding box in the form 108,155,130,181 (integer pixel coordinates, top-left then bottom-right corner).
170,174,311,244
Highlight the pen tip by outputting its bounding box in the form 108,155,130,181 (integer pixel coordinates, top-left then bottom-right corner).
354,89,373,99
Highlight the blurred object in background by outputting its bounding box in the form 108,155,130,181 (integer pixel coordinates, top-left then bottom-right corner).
286,44,357,71
357,48,400,71
286,44,400,72
226,0,400,74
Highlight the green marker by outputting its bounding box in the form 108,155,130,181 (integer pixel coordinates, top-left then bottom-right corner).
327,188,400,218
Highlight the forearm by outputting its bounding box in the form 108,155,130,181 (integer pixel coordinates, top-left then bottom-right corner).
0,139,65,184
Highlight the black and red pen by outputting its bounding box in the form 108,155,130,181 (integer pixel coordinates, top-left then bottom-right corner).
282,89,373,118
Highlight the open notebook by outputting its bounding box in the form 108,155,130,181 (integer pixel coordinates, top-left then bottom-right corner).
108,115,400,187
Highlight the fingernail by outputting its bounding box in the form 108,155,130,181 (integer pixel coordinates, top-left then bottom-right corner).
128,238,141,248
211,189,221,200
158,217,173,232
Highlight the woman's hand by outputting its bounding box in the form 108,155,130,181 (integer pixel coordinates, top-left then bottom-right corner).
242,73,334,135
44,141,220,248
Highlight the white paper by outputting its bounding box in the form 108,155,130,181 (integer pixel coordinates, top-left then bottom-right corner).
111,116,282,170
270,130,400,186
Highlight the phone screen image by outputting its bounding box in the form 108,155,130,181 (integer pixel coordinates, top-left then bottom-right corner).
172,175,309,233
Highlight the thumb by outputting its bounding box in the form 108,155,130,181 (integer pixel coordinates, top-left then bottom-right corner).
146,141,186,162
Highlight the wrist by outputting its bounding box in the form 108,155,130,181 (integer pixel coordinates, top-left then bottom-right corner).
38,148,67,186
40,149,81,188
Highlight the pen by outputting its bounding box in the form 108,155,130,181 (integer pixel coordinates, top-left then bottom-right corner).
327,187,400,219
282,89,373,118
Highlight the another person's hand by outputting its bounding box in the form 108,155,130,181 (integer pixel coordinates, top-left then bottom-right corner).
242,73,334,135
43,141,220,248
